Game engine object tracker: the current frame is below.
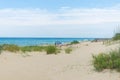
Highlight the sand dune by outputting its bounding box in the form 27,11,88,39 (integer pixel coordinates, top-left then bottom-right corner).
0,42,120,80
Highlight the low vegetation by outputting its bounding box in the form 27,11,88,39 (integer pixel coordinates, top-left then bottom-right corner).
71,40,79,44
20,46,45,53
0,45,3,54
45,45,58,54
92,48,120,72
2,44,20,53
0,41,79,55
0,44,60,54
113,33,120,40
94,30,120,71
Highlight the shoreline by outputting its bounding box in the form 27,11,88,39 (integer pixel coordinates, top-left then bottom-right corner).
0,38,95,46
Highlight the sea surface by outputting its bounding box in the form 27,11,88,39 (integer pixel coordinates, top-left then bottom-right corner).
0,38,95,46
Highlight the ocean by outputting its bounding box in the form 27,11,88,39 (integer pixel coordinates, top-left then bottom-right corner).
0,38,95,46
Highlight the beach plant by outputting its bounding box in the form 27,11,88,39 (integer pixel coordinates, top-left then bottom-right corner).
20,46,32,53
0,44,60,54
20,46,45,53
31,46,45,51
2,44,20,52
0,45,3,54
65,47,72,54
45,45,58,54
113,33,120,40
92,53,109,71
71,40,79,44
92,48,120,72
113,26,120,40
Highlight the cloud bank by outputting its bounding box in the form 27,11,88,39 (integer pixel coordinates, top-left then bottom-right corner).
0,5,120,37
0,6,120,26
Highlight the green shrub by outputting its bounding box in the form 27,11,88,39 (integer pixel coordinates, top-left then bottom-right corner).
114,59,120,71
2,44,20,52
71,40,79,44
113,33,120,40
65,48,72,54
45,46,58,54
92,53,109,71
0,45,3,54
92,48,120,72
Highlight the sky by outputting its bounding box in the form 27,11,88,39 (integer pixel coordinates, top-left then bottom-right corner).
0,0,120,38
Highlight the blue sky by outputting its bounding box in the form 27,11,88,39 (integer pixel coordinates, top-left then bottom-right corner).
0,0,120,38
0,0,120,9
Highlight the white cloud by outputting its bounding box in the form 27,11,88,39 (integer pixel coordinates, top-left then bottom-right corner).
0,6,120,37
0,7,120,26
0,8,53,26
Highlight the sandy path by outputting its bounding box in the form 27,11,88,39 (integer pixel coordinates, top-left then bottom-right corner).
0,42,120,80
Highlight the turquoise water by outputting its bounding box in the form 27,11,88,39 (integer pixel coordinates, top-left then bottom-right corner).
0,38,95,46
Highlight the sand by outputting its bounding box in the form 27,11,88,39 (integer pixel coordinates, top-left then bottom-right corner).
0,42,120,80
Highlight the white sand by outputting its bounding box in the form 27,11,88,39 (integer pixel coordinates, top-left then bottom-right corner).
0,42,120,80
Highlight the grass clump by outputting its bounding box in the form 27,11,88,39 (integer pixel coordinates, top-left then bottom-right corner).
113,33,120,40
45,45,58,54
20,46,45,53
71,40,79,44
65,47,72,54
0,44,46,53
0,44,61,55
92,53,109,71
0,45,3,54
93,48,120,72
2,44,20,52
20,46,32,52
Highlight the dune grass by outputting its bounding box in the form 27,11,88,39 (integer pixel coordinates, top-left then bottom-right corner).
2,44,20,53
93,33,120,71
71,40,79,44
0,43,77,55
92,48,120,72
0,45,3,54
45,45,59,54
0,44,60,55
1,44,45,53
113,33,120,40
20,46,45,53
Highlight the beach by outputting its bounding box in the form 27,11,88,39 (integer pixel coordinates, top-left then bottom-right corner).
0,0,120,80
0,41,119,80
